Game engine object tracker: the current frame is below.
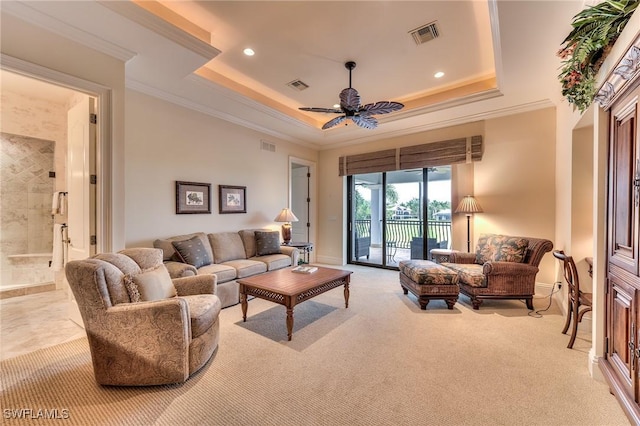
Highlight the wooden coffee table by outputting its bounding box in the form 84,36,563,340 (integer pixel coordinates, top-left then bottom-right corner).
237,266,352,341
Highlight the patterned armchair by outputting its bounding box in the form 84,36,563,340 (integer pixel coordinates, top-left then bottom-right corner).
65,248,221,386
442,234,553,310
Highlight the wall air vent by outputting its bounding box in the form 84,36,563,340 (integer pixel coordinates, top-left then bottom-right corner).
260,140,276,152
287,79,309,91
409,21,440,45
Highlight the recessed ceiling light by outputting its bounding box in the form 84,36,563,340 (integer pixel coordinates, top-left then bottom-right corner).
333,104,340,109
434,71,445,78
243,48,255,56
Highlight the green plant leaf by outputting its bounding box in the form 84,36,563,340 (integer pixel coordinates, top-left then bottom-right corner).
558,0,638,112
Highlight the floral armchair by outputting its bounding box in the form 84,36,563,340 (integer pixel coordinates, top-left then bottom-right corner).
65,248,221,386
442,234,553,310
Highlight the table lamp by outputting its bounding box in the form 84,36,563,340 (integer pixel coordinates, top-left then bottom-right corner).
274,208,299,244
454,195,483,252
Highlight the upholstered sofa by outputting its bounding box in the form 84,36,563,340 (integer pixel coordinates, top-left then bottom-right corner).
442,234,553,310
65,248,221,386
154,229,299,308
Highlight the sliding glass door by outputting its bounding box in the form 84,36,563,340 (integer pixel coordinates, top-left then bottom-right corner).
348,167,451,268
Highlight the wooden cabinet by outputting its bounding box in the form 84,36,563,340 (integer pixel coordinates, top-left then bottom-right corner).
601,81,640,423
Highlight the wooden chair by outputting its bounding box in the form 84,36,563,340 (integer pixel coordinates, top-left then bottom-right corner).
553,250,593,349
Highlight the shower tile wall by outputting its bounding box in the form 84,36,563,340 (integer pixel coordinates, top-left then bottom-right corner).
1,133,55,287
0,86,69,290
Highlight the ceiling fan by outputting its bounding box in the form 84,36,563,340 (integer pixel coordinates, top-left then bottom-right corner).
299,61,404,130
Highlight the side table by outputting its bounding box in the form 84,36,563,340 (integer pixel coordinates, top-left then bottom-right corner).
430,248,458,264
286,242,313,264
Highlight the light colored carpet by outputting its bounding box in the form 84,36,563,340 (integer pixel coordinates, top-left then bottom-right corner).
0,265,630,425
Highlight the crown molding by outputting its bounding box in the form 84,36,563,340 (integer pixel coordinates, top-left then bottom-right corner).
98,1,220,61
317,99,554,151
1,1,136,62
125,77,319,149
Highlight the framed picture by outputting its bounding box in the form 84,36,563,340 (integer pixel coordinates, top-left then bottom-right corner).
175,181,211,214
219,185,246,214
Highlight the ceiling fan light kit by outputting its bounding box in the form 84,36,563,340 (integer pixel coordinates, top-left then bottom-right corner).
299,61,404,130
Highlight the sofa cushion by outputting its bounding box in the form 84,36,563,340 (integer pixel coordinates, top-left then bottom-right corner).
208,232,246,263
94,252,142,276
398,260,459,285
197,263,237,283
255,231,282,256
223,259,267,278
441,263,486,288
239,229,264,258
172,235,212,269
251,254,291,271
475,234,529,264
153,232,213,263
129,265,177,301
181,294,221,338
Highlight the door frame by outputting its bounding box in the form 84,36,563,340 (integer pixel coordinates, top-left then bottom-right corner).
1,53,113,254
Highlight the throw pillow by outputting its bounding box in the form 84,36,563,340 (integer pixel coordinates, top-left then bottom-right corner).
494,236,529,263
474,233,494,264
172,235,212,269
123,274,141,303
130,265,177,301
255,231,282,256
475,234,529,264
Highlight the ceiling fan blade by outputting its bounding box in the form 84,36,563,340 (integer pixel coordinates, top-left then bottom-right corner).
339,88,361,111
351,114,378,129
299,107,342,113
322,115,347,130
360,101,404,115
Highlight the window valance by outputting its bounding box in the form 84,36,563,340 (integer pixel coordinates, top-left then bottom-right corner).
338,135,483,176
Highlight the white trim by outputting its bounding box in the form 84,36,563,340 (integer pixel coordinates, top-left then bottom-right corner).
488,0,505,90
1,54,113,253
319,99,554,150
126,77,307,145
97,1,220,61
0,1,135,62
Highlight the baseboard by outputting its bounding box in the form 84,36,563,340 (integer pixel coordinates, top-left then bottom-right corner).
0,282,56,300
534,281,555,296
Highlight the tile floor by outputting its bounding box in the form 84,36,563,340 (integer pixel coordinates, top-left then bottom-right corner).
0,289,85,361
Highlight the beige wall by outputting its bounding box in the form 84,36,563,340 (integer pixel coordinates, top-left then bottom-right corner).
475,108,556,284
571,126,595,281
124,90,318,247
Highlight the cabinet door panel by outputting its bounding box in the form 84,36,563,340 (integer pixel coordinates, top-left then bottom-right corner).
609,94,639,275
608,275,636,398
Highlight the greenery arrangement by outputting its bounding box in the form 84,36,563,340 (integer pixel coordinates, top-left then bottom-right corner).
557,0,638,112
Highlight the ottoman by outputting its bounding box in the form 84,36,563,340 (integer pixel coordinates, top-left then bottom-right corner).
398,260,460,310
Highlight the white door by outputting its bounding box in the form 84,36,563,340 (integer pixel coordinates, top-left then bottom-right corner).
291,166,309,242
67,96,96,326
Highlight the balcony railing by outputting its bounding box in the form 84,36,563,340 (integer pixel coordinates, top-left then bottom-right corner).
354,219,451,249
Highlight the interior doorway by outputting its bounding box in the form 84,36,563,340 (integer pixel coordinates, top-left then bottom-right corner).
289,157,316,262
0,57,111,333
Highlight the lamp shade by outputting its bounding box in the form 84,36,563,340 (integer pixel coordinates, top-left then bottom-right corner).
455,195,483,214
274,208,299,223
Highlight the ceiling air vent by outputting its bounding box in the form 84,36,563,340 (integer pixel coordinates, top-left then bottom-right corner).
287,79,309,91
409,21,440,45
